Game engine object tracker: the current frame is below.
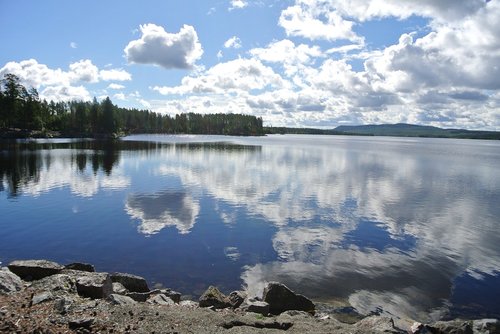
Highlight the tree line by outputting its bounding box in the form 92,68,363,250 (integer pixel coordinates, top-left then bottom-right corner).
0,73,264,137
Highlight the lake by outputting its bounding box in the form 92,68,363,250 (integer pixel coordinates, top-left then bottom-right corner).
1,134,499,322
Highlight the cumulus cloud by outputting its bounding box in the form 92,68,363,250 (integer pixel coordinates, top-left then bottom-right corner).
108,83,125,90
279,1,364,43
229,0,248,11
99,68,132,81
224,36,242,49
124,23,203,70
0,58,132,102
152,58,285,95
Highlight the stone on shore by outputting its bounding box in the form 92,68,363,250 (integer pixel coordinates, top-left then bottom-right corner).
112,282,128,294
111,272,149,293
30,274,77,293
262,282,315,315
64,262,95,272
240,299,270,316
199,286,231,309
355,316,403,333
147,293,175,306
108,293,137,305
228,290,246,308
8,260,63,280
75,272,112,299
473,318,500,333
0,268,23,294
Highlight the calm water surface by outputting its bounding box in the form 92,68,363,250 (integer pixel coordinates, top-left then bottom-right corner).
1,134,499,321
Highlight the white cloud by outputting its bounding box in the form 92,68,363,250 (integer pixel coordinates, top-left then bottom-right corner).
0,58,132,102
108,83,125,90
69,59,99,83
113,93,126,101
152,58,285,95
229,0,248,11
70,42,78,49
217,50,223,60
224,36,242,49
279,1,364,43
124,23,203,70
99,68,132,81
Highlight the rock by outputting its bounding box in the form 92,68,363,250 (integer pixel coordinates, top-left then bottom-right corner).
112,282,128,294
30,274,76,293
8,260,63,280
54,296,75,314
159,288,182,303
179,300,199,308
108,293,137,305
74,272,112,299
31,291,54,305
68,317,94,330
64,262,95,272
126,291,150,302
228,290,246,308
147,294,175,306
110,272,149,293
431,320,473,334
0,268,23,294
199,286,231,309
410,322,435,334
240,299,270,316
473,319,500,334
262,282,315,315
354,316,404,333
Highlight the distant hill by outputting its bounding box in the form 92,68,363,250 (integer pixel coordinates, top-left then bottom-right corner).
334,123,500,140
264,123,500,140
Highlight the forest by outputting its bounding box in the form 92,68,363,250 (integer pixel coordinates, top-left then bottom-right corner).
0,73,264,137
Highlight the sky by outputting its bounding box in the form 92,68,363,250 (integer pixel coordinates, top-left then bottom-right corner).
1,0,499,130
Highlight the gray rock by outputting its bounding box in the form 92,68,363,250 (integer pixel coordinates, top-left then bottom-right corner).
179,300,199,308
54,296,75,314
147,293,175,306
112,282,128,294
199,286,231,309
240,300,270,316
159,288,182,303
108,293,137,305
473,319,500,334
0,268,23,294
8,259,63,280
30,274,76,293
68,317,94,330
262,282,315,315
110,272,149,293
228,290,246,308
126,291,151,302
431,320,473,334
354,316,404,333
75,272,112,299
32,291,54,305
64,262,95,272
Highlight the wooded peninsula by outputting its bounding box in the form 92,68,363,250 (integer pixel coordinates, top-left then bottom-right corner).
0,74,264,138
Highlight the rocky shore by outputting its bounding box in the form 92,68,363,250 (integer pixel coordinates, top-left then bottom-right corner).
1,260,498,333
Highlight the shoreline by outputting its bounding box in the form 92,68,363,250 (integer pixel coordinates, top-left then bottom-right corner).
1,259,498,333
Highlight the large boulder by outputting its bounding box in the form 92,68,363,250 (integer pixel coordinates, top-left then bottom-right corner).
108,293,137,305
240,299,270,316
228,290,247,308
64,262,95,272
147,294,175,306
8,260,63,280
262,282,315,315
30,274,77,293
473,319,500,334
125,288,181,303
0,268,23,294
355,316,404,333
74,272,112,299
110,272,149,293
198,286,231,309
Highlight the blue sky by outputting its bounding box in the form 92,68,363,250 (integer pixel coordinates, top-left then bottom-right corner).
1,0,499,130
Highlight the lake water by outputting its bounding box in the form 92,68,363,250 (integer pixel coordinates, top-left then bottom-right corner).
1,134,499,321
